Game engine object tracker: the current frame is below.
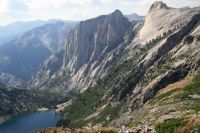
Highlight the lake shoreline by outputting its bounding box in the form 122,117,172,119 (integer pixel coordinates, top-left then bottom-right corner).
37,107,49,112
55,100,72,112
0,115,11,124
0,107,50,125
0,110,64,133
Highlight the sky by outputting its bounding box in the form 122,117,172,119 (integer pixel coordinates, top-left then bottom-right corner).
0,0,200,26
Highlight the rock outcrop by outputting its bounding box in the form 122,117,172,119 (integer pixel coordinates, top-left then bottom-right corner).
138,1,200,44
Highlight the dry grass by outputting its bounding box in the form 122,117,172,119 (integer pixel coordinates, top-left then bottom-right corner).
33,127,118,133
176,116,200,133
75,127,118,133
33,128,72,133
159,76,193,94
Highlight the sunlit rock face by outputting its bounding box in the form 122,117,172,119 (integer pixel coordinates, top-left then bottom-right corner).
30,10,133,90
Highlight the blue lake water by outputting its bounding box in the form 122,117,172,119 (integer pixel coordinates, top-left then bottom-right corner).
0,111,63,133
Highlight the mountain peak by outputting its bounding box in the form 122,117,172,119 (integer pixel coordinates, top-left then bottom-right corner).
102,9,126,23
149,1,168,11
111,9,123,17
113,9,122,14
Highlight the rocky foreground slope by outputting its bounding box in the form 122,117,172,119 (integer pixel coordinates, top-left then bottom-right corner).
30,1,200,132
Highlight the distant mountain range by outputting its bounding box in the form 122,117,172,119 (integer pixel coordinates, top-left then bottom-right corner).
0,21,77,85
0,19,62,46
125,13,145,21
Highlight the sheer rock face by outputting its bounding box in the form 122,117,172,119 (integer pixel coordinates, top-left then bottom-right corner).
64,10,130,74
64,10,131,88
29,10,133,90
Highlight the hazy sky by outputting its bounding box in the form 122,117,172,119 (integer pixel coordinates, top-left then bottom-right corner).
0,0,200,25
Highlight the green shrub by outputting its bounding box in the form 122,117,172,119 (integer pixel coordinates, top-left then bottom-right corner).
193,70,200,83
93,104,121,125
61,85,104,127
155,118,186,133
56,119,70,127
149,89,179,105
